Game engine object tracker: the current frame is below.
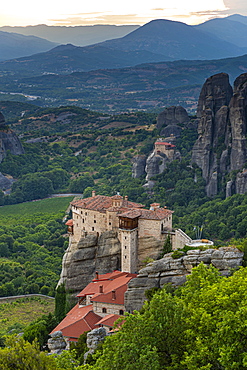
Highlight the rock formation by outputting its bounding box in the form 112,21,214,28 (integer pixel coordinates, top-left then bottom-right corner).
0,113,24,162
192,72,247,197
84,327,106,363
131,155,147,178
132,106,190,181
0,112,24,189
58,231,121,296
125,247,243,312
156,106,190,130
47,331,67,354
58,230,166,297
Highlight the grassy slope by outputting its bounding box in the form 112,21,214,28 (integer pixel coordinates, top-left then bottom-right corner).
0,296,54,334
0,196,73,221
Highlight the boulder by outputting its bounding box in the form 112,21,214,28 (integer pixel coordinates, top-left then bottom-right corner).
47,331,67,354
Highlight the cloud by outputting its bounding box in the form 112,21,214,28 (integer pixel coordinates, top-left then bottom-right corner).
223,0,247,15
51,13,146,26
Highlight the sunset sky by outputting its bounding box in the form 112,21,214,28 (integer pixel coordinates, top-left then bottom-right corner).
0,0,246,27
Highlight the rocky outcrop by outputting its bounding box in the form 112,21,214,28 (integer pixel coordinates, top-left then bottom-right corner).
192,73,233,197
0,113,24,163
192,72,247,197
0,112,25,190
58,231,121,296
145,151,170,180
132,155,147,178
125,247,243,312
47,331,67,354
160,124,182,138
84,327,106,363
229,74,247,172
157,106,190,130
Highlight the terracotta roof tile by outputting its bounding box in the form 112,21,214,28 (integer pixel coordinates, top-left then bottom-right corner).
119,208,173,220
65,219,73,226
96,314,123,327
50,304,101,339
71,195,144,213
155,141,176,148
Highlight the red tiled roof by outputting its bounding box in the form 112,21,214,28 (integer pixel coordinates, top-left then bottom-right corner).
71,195,144,213
50,304,101,340
91,283,128,305
119,208,173,220
77,271,136,305
155,141,176,148
96,314,123,328
65,219,73,226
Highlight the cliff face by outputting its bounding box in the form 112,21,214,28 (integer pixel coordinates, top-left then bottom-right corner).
125,247,243,312
58,231,166,296
58,231,121,296
132,106,186,180
0,129,24,162
192,72,247,197
0,112,24,189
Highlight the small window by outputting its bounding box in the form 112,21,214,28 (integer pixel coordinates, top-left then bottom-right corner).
102,308,107,313
81,211,83,214
119,310,124,315
124,255,127,259
82,219,84,223
92,227,94,231
124,236,127,240
109,222,111,226
124,246,127,249
85,212,87,216
94,220,96,223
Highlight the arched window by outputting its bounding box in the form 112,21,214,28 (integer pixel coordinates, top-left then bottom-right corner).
119,309,124,315
102,307,107,313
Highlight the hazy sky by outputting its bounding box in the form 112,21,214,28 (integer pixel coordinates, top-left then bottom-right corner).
0,0,246,27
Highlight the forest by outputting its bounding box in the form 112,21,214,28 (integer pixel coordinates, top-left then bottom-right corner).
1,103,247,368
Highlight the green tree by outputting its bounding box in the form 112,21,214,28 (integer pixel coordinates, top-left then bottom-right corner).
55,284,67,322
0,336,56,370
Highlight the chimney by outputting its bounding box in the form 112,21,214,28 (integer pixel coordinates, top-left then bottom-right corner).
112,290,116,300
92,190,96,197
95,271,99,280
99,285,103,293
124,195,128,201
150,203,160,211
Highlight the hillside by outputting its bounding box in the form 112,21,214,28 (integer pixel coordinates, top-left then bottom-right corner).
0,31,57,61
195,17,247,48
1,53,247,113
0,296,54,336
100,19,247,60
0,24,140,47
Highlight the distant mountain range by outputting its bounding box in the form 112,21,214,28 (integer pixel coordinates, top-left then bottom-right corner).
99,18,247,61
1,17,247,73
195,14,247,48
0,24,139,47
0,31,57,61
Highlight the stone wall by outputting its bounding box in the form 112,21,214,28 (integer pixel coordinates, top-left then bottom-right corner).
125,247,243,312
93,301,125,317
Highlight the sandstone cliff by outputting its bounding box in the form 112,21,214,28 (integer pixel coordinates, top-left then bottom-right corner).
192,72,247,197
58,231,165,296
58,231,121,296
125,247,243,312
